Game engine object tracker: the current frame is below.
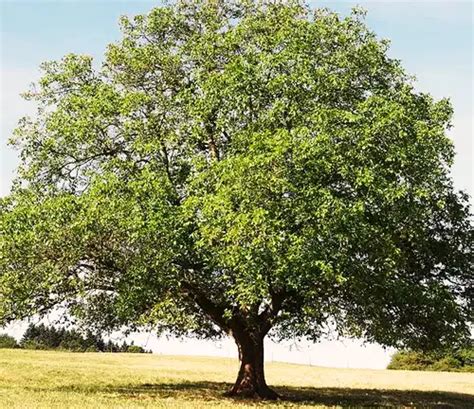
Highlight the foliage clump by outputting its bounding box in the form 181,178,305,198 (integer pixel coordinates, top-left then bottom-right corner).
388,346,474,372
0,334,18,349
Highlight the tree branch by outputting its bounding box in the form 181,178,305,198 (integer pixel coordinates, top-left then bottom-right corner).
181,281,230,332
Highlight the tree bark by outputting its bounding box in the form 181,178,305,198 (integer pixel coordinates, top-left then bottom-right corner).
226,330,278,400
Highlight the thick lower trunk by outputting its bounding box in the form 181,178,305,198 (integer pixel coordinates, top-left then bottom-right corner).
226,331,278,400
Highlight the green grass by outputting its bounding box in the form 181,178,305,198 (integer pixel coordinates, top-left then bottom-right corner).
1,349,473,408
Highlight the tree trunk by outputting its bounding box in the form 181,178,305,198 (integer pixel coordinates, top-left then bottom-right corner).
226,331,278,400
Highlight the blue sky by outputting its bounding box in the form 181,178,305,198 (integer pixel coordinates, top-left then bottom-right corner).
0,0,472,367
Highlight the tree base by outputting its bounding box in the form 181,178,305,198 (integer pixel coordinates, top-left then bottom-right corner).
227,331,279,400
224,385,279,400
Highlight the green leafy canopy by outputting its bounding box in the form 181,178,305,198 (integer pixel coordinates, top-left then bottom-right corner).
1,0,472,351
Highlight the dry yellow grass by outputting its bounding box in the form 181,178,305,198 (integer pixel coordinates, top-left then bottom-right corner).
0,349,473,408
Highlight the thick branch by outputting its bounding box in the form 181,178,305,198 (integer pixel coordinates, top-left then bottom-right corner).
258,291,285,335
181,281,230,332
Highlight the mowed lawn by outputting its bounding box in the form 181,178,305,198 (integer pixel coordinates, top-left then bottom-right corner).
0,349,473,408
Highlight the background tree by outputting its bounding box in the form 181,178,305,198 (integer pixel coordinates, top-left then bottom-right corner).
0,0,472,399
0,334,18,349
387,343,474,372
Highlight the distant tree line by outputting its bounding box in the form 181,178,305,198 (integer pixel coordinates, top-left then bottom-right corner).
0,323,151,353
388,346,473,372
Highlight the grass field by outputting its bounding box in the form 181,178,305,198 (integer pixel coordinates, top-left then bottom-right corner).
0,349,473,408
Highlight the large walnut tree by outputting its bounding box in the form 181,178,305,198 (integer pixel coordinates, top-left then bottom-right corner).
1,0,472,399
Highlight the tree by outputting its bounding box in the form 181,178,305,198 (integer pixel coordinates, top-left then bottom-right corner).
387,344,474,372
0,0,472,399
0,334,18,349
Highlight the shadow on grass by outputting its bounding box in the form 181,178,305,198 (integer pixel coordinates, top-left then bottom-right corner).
52,380,474,408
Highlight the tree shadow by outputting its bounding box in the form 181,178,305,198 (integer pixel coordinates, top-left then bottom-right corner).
52,380,474,408
278,385,474,408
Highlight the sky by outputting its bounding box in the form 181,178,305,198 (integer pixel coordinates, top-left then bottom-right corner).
0,0,472,369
